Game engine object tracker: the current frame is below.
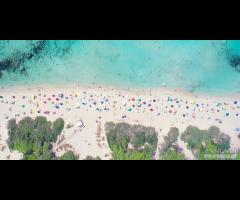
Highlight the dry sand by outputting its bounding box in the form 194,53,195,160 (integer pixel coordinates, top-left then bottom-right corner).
0,84,240,160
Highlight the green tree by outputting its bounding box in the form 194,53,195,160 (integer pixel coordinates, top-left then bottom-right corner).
146,133,158,151
217,138,230,152
32,142,42,156
162,127,179,151
112,145,126,160
119,134,129,152
105,122,158,160
181,126,204,149
7,119,18,149
7,116,65,160
133,132,146,149
52,118,64,142
181,125,231,160
106,129,116,150
34,116,48,129
60,151,79,160
198,143,219,160
26,154,39,160
127,149,152,160
42,142,54,160
14,140,32,154
160,149,185,160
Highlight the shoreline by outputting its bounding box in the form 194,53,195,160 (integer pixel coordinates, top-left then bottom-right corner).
1,83,240,160
1,82,240,99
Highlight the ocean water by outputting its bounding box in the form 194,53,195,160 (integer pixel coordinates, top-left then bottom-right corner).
0,40,240,95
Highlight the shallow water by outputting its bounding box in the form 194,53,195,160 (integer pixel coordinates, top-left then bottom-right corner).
0,40,240,95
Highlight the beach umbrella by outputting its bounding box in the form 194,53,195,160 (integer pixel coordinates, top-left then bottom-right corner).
225,113,230,117
167,96,173,102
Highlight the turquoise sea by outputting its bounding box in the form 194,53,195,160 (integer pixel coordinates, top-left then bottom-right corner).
0,40,240,95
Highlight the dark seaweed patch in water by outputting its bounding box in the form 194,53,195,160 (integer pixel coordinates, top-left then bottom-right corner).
229,55,240,72
0,40,74,79
46,41,74,59
225,46,240,72
0,40,47,77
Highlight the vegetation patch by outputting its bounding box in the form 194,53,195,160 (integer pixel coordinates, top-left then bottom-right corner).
60,150,79,160
7,116,64,160
105,122,158,160
181,126,231,160
160,127,185,160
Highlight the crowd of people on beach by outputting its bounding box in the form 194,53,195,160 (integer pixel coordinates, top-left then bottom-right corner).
0,89,240,129
1,87,240,160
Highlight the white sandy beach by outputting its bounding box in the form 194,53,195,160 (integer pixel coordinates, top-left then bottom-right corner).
0,84,240,160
